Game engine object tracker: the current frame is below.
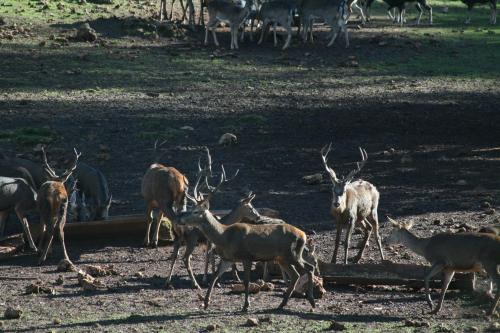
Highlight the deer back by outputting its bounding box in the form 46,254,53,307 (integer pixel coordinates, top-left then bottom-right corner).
142,163,188,209
333,180,378,219
0,157,46,189
0,176,37,212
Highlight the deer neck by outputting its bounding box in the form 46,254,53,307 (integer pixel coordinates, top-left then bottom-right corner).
397,229,430,257
220,207,244,225
196,211,227,246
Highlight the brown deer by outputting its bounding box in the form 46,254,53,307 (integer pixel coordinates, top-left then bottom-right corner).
180,166,316,312
37,148,80,265
141,142,189,248
387,217,500,315
320,144,384,264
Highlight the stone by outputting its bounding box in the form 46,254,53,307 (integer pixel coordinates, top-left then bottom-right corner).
302,173,323,185
245,318,259,327
218,133,237,146
4,307,22,319
329,321,346,331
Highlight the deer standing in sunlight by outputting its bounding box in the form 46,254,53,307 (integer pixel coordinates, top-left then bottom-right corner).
37,148,80,265
320,144,384,264
180,165,315,312
387,217,500,315
142,141,189,248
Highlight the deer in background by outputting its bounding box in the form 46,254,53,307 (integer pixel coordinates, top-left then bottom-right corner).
37,148,80,265
0,176,38,251
205,0,254,50
0,153,47,189
181,165,316,312
386,217,500,315
257,0,295,50
462,0,497,24
300,0,351,47
142,142,189,248
320,144,384,264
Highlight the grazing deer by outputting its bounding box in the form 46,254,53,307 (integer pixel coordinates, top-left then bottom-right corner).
0,162,38,192
205,0,254,50
462,0,497,24
386,217,500,315
66,161,112,221
37,148,80,265
141,142,189,248
0,176,38,250
181,166,316,312
257,0,295,50
300,0,351,47
320,144,384,264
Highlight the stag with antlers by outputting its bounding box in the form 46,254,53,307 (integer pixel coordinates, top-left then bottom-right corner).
37,147,80,265
320,144,385,264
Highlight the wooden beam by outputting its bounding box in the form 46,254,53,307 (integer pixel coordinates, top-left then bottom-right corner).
56,208,279,240
319,261,474,291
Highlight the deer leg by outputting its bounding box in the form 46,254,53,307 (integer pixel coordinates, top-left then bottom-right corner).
212,24,220,47
343,219,355,264
343,23,349,48
0,211,9,238
250,18,255,42
152,210,164,248
484,262,500,315
184,237,201,290
160,0,164,21
273,22,278,47
465,6,472,24
332,222,343,263
144,205,154,247
169,0,175,20
37,223,46,251
15,210,38,252
490,3,497,24
38,221,57,264
166,240,181,287
277,263,300,309
204,260,233,309
430,270,455,314
232,263,241,282
242,260,252,312
424,263,445,310
180,0,187,22
415,3,423,25
188,0,195,28
258,19,269,45
57,213,72,264
353,222,372,263
370,211,385,261
203,244,212,285
353,2,366,24
283,21,292,50
263,262,269,281
199,0,205,26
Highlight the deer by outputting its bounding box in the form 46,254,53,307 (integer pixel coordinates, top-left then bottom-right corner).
320,144,385,264
462,0,497,24
300,0,351,47
0,153,46,189
37,147,80,265
204,0,254,50
180,166,316,312
0,176,38,250
364,0,432,26
141,141,189,248
257,0,295,50
63,160,112,221
386,217,500,315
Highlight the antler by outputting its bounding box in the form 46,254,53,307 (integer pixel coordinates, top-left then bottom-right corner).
186,147,215,205
41,147,81,183
344,147,367,182
204,164,239,203
59,148,81,183
41,146,58,179
320,143,339,183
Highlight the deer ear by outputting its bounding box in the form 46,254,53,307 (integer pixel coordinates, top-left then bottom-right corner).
387,216,400,228
248,193,256,203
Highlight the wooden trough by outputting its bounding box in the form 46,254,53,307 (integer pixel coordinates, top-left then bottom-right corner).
318,261,474,291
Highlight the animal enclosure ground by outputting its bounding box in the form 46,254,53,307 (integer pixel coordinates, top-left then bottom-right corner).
0,0,499,332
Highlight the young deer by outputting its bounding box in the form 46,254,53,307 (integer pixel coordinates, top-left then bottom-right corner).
181,166,316,312
37,148,80,265
205,0,253,50
365,0,432,26
141,142,189,248
387,217,500,315
257,0,295,50
0,176,38,250
300,0,351,47
320,144,384,264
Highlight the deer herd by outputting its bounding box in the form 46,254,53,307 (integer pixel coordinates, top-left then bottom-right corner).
0,143,499,316
159,0,496,50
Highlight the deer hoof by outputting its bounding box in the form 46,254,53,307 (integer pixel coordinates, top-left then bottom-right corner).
203,300,210,310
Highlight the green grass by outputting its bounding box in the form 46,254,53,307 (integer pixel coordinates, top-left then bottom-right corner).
0,127,56,145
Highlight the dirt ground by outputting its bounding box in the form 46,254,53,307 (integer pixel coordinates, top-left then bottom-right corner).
1,0,500,332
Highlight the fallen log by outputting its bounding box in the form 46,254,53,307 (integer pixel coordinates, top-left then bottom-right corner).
44,208,279,240
319,261,474,291
0,233,25,260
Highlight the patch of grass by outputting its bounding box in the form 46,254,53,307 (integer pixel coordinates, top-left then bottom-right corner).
0,127,57,145
135,127,186,141
240,114,268,125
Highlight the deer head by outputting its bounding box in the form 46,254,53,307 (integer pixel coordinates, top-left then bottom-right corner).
42,147,81,184
386,216,414,245
320,143,367,208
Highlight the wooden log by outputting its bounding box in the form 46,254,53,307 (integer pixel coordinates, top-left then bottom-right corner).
0,234,25,260
319,261,474,291
56,208,279,240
